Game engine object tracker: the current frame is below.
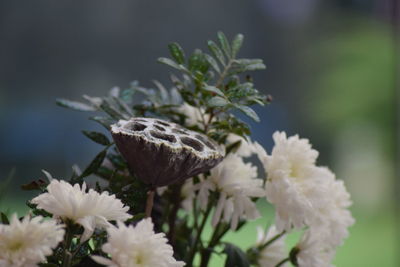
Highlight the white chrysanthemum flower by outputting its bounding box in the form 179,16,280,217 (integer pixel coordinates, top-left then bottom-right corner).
264,131,328,231
0,214,64,267
191,154,265,230
256,225,288,267
92,219,185,267
312,168,355,248
177,102,208,128
31,179,132,241
295,230,335,267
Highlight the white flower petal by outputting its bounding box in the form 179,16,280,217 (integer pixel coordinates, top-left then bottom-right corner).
31,179,132,240
0,214,64,266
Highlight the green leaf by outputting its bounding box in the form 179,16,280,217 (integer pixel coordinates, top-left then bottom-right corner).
225,140,242,155
204,53,221,74
207,40,226,66
158,57,182,71
153,80,169,103
89,116,114,130
203,85,225,96
100,101,126,120
56,99,96,111
208,96,229,107
80,149,108,178
231,34,244,58
21,179,47,191
233,59,266,72
188,49,209,74
168,42,185,64
82,131,111,146
223,243,250,267
1,212,9,224
235,105,260,122
217,31,231,58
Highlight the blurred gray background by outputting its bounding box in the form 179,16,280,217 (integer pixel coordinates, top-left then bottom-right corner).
0,1,397,266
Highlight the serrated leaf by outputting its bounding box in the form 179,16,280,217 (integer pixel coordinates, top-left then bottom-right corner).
168,42,185,64
235,105,260,122
223,243,250,267
89,116,114,130
170,87,182,105
153,80,169,103
100,101,126,120
188,49,208,74
72,164,82,177
1,212,9,224
232,59,266,72
83,94,103,108
82,130,111,146
41,169,54,181
235,58,263,65
225,140,242,155
81,149,107,178
109,86,120,97
158,57,182,70
203,85,225,96
207,40,226,66
208,96,229,107
56,99,96,111
217,31,231,58
231,34,244,58
204,53,221,73
244,63,266,71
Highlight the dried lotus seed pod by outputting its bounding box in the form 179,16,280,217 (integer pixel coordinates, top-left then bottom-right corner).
111,117,224,187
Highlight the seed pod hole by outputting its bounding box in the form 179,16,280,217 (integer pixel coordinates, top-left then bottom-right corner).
195,134,216,150
150,130,177,143
156,120,170,127
154,125,166,131
126,122,147,131
181,137,204,152
172,128,188,135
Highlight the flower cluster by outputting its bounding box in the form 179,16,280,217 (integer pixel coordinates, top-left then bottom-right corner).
252,131,354,266
181,134,265,230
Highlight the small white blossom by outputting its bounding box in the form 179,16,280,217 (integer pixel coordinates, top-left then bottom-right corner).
177,102,208,129
295,230,335,267
0,214,64,267
264,131,328,231
92,219,185,267
190,154,265,230
31,179,132,241
312,168,355,248
256,225,288,267
226,134,257,158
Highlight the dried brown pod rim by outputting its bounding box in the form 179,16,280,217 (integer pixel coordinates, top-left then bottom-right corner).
111,117,224,187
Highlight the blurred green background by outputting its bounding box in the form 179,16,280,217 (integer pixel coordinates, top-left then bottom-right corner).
0,1,398,266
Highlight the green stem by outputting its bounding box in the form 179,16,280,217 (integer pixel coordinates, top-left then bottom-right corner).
187,203,213,267
275,257,290,267
62,225,74,267
145,189,155,218
258,230,286,251
167,183,183,246
199,223,229,267
215,59,233,88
